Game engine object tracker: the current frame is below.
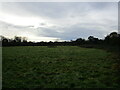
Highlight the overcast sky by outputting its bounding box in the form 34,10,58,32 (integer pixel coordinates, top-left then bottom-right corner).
0,2,118,42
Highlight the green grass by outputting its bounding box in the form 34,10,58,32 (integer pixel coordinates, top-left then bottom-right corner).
2,46,120,88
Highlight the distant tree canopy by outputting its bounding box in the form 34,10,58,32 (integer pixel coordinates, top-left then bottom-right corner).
88,36,99,44
14,36,27,43
105,32,120,46
1,32,120,46
1,36,28,46
75,38,85,44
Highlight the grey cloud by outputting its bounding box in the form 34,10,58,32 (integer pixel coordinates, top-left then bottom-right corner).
1,21,38,37
1,2,118,41
3,2,117,19
36,24,110,40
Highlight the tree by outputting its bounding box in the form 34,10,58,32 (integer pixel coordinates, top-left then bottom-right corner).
1,36,9,43
22,37,27,43
104,32,120,46
88,36,99,44
88,36,94,42
109,32,118,38
75,38,85,45
14,36,22,42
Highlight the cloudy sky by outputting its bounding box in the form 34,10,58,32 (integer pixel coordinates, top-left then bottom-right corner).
0,2,118,42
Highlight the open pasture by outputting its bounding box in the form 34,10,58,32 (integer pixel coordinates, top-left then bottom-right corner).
2,46,119,88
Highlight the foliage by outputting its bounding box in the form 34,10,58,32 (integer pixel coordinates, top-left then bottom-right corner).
1,32,120,47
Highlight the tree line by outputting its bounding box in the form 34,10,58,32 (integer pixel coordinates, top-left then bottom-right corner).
1,32,120,47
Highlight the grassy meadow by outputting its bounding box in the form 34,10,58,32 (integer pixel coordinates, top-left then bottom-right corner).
2,46,120,88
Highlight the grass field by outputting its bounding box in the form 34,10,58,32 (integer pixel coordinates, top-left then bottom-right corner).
2,46,120,88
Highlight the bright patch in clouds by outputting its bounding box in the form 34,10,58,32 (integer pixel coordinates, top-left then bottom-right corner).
0,2,118,42
0,12,53,28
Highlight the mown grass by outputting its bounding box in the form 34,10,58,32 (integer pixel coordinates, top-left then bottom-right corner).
2,46,120,88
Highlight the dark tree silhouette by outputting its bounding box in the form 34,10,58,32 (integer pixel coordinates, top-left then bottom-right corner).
105,32,120,46
75,38,85,45
1,31,120,47
14,36,22,42
88,36,99,44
